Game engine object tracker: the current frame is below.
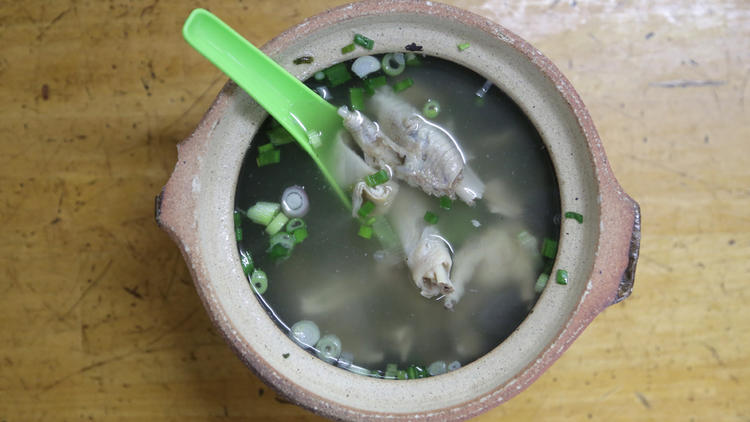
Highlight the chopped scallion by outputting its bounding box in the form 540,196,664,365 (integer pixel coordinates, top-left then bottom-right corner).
365,169,389,187
234,210,243,241
405,52,421,66
439,196,452,210
397,369,407,380
381,53,405,76
323,62,352,87
423,99,440,118
267,126,295,146
415,365,426,378
385,363,398,379
393,78,414,93
293,55,314,65
315,334,342,363
292,227,308,244
341,43,356,54
363,75,387,96
256,149,281,167
406,365,417,380
258,143,275,153
357,201,375,218
556,269,569,285
534,273,549,293
427,361,447,376
353,33,374,50
541,237,558,259
518,231,540,255
349,87,365,111
268,243,288,260
351,55,381,79
286,218,306,233
239,249,254,275
359,215,376,226
250,269,268,294
268,233,294,260
265,212,289,235
372,217,399,250
564,211,584,224
424,211,439,225
247,202,280,226
358,225,373,239
457,42,470,51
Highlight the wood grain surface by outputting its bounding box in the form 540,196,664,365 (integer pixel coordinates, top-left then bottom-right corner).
1,0,748,420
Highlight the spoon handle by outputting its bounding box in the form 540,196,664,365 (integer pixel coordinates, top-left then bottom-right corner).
183,9,349,205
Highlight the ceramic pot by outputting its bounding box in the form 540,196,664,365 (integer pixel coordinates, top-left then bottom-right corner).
156,1,640,420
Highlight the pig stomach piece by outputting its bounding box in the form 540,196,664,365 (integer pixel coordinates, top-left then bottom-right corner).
444,221,540,309
368,89,484,205
389,185,455,298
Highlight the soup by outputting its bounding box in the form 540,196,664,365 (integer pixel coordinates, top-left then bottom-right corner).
234,51,560,379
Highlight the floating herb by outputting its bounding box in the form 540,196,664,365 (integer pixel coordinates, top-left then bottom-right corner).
234,210,243,241
541,238,558,259
363,75,387,95
358,225,373,239
564,211,584,224
424,211,439,225
250,269,268,294
247,202,280,226
265,212,289,235
357,201,375,218
239,249,254,275
350,87,365,111
353,33,374,50
267,126,295,146
423,99,440,118
534,273,549,293
256,149,280,167
393,78,414,92
365,169,389,187
323,62,352,87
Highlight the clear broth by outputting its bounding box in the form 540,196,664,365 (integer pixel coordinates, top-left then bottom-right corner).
234,54,560,377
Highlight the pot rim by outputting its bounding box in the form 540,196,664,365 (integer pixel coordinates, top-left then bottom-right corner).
156,1,640,420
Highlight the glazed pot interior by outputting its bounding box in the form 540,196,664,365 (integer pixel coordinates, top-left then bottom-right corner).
187,5,600,418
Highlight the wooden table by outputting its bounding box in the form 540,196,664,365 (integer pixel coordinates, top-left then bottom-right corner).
1,1,747,420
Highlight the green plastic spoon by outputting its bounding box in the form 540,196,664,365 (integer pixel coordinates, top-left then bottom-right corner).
183,8,349,206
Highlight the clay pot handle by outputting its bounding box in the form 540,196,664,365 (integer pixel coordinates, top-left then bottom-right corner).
153,84,235,256
612,198,640,303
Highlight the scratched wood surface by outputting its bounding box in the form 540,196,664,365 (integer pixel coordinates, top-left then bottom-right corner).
1,0,748,420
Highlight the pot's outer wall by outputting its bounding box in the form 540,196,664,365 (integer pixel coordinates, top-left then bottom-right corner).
157,1,639,420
